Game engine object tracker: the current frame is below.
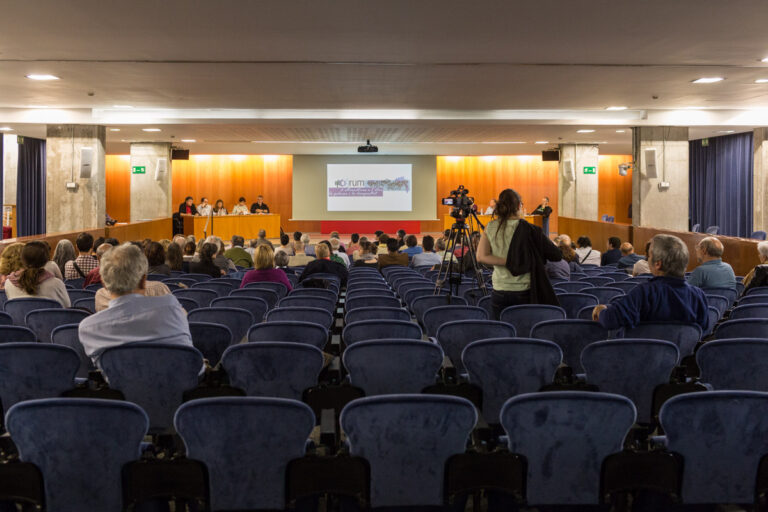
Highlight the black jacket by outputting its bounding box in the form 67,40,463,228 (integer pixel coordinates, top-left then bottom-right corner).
178,202,198,216
505,219,562,306
250,202,270,213
744,265,768,296
299,258,348,286
532,204,553,218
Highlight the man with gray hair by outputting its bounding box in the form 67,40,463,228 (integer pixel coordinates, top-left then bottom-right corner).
224,235,253,268
78,243,192,366
593,234,709,331
255,229,274,249
687,236,736,290
743,241,768,294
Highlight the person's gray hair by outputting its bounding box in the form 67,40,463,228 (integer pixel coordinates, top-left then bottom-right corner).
205,236,225,255
436,238,447,251
758,241,768,260
274,251,289,267
699,236,724,258
258,229,267,239
96,243,113,260
329,238,340,250
301,233,311,244
649,234,689,278
100,243,148,295
232,235,245,247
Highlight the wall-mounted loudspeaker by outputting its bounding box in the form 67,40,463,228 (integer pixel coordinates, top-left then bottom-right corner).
563,159,575,182
644,148,657,179
155,158,168,181
79,147,94,179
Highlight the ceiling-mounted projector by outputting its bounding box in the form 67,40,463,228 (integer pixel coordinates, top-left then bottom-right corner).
358,139,378,153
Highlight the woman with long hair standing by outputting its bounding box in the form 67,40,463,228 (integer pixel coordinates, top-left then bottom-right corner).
5,242,71,306
477,189,562,319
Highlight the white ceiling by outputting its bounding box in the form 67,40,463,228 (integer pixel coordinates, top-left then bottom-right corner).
2,0,768,154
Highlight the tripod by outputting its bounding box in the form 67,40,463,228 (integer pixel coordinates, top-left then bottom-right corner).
435,212,489,299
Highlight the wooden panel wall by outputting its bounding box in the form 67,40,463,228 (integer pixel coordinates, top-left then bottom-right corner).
558,217,633,256
105,155,131,223
430,156,560,233
598,154,633,224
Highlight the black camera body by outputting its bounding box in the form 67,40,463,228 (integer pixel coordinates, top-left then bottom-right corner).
443,185,475,220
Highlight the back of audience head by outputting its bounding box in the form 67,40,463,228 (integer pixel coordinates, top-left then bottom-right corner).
360,241,375,256
405,235,418,248
18,242,51,295
559,242,577,262
200,243,218,263
93,237,105,253
75,232,94,254
422,235,435,252
608,237,621,250
577,236,592,248
379,234,389,245
620,242,634,255
397,229,406,239
274,250,289,268
293,231,302,242
495,189,523,224
758,241,768,263
96,242,114,260
301,233,311,245
258,229,267,239
183,241,196,256
374,230,384,238
436,238,447,252
166,243,183,270
351,233,360,244
0,243,24,276
254,244,275,270
315,243,330,259
144,242,165,267
698,236,724,259
320,240,333,253
101,243,148,296
173,235,187,248
386,238,400,253
280,234,290,247
249,239,258,248
232,235,245,248
649,234,688,278
330,238,341,251
330,231,340,240
294,240,304,252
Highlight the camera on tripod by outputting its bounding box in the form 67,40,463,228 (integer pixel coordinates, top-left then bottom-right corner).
442,185,475,220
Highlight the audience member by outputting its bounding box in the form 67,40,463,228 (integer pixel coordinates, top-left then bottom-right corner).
0,243,25,289
189,243,225,277
377,234,390,255
245,239,258,258
37,241,62,280
84,242,115,287
617,242,644,270
686,237,736,290
53,239,76,278
329,238,350,267
64,233,98,280
352,241,378,268
347,233,361,255
240,245,293,291
299,243,348,285
378,238,410,270
79,243,191,366
545,255,571,280
401,235,423,260
301,234,316,256
255,230,273,249
5,242,71,306
145,242,171,276
593,234,709,331
633,242,652,276
396,229,407,249
411,236,441,267
291,231,302,252
329,231,346,250
182,242,197,262
274,250,295,276
206,236,236,272
224,235,254,268
557,240,581,273
173,235,187,249
743,241,768,294
575,236,601,266
601,237,622,266
435,238,458,264
288,241,315,267
166,242,184,272
274,234,295,257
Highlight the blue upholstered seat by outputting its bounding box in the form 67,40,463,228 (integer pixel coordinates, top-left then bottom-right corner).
435,320,516,371
0,343,79,412
394,280,432,298
345,295,402,312
188,306,253,344
581,339,678,423
287,288,337,302
660,391,768,504
210,295,268,321
277,295,335,314
501,392,636,505
175,397,314,511
64,278,84,289
163,277,197,288
72,297,95,312
66,289,95,303
730,304,768,320
174,296,199,313
343,339,443,395
714,318,768,340
191,281,235,297
553,281,594,294
697,339,768,391
556,293,599,319
705,306,720,337
610,281,639,294
579,276,615,287
6,398,148,512
248,320,329,350
99,343,203,433
145,273,167,281
222,342,323,399
705,294,728,317
462,338,562,424
243,281,288,299
701,287,737,307
173,288,218,308
622,321,701,357
402,287,449,308
582,286,625,304
499,305,566,338
705,225,720,235
342,319,422,346
3,298,62,326
344,307,411,324
188,322,233,365
530,320,610,373
751,230,767,240
0,325,37,343
24,308,90,343
346,288,396,300
51,324,93,379
410,295,467,323
745,286,768,296
183,273,213,282
266,306,334,330
422,305,488,337
737,294,768,305
340,395,476,508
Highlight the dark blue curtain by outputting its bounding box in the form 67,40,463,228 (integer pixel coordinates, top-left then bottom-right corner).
16,137,46,237
689,132,753,237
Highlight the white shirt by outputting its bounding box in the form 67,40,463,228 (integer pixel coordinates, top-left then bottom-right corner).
575,247,602,266
232,204,249,215
5,276,71,307
484,206,495,215
197,204,212,217
333,250,350,267
412,251,443,267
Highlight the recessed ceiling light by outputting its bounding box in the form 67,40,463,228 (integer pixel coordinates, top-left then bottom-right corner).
0,127,12,131
25,74,59,81
762,57,768,63
481,156,496,162
756,79,768,84
615,130,626,133
534,141,549,144
718,130,735,134
181,139,196,143
26,105,49,108
112,105,133,109
142,128,161,132
109,128,120,132
692,77,724,83
606,106,627,111
577,129,595,133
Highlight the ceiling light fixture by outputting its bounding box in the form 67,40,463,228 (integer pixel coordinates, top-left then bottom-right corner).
615,130,626,133
718,130,735,134
534,141,549,144
692,77,724,83
142,128,161,132
109,128,120,132
0,127,13,131
577,129,595,133
481,156,496,162
25,74,59,81
756,79,768,84
181,139,196,143
112,105,133,109
762,57,768,63
606,106,627,111
26,105,49,109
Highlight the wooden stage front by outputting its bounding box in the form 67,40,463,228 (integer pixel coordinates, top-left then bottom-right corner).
183,214,281,240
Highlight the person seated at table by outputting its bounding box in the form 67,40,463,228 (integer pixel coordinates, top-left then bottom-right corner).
687,237,736,290
240,245,293,291
250,195,270,214
378,238,409,270
189,243,225,277
601,237,622,266
274,234,295,257
617,242,644,271
484,199,497,215
178,196,199,216
592,234,709,332
232,197,249,215
288,241,315,267
411,235,441,268
224,235,253,268
5,242,71,307
743,241,768,294
212,199,228,216
299,243,348,286
197,197,212,217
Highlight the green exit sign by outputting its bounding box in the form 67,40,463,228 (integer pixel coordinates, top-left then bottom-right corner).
131,166,146,174
583,166,596,175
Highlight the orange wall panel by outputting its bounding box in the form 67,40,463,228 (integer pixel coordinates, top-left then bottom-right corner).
598,154,633,224
105,155,131,223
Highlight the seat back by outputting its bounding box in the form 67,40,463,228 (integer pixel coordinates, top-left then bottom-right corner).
99,343,203,432
340,395,476,508
247,321,329,350
499,305,566,337
210,296,268,322
175,397,314,511
174,296,199,313
266,307,334,330
4,298,62,326
730,304,768,320
243,281,289,299
691,223,701,233
530,320,610,373
0,343,79,411
51,324,93,379
345,295,402,312
501,391,636,505
582,286,625,304
660,391,768,504
286,288,337,302
705,225,720,235
276,295,335,314
579,276,615,287
343,340,443,395
0,325,37,344
581,339,679,423
188,307,254,344
222,343,323,399
346,288,396,300
705,294,729,317
184,273,213,282
746,285,768,297
624,322,702,357
737,294,768,305
410,295,467,322
25,308,90,343
172,288,218,308
553,281,594,294
714,318,768,340
556,293,598,319
192,282,236,297
697,339,768,391
344,307,411,324
701,287,737,307
6,398,148,512
435,320,516,371
752,231,768,240
462,338,562,424
422,305,488,337
188,322,234,365
66,289,95,303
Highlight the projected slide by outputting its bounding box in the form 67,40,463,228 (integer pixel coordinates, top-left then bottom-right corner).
327,163,413,211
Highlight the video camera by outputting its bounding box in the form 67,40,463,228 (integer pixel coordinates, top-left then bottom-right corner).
442,185,475,221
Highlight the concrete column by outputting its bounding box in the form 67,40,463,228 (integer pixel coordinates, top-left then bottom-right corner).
129,143,172,222
631,127,689,231
753,128,768,232
557,144,599,221
2,134,18,205
45,125,106,233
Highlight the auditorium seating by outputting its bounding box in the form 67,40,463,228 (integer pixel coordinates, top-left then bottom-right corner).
173,288,218,308
25,308,90,343
344,306,411,323
0,325,37,343
499,304,566,337
4,297,62,326
530,320,610,373
714,318,768,339
244,281,289,299
342,319,422,346
422,305,488,337
556,293,598,319
277,295,335,314
50,324,93,378
435,320,516,371
188,306,253,344
267,306,335,329
697,339,768,391
624,322,702,358
248,321,329,350
210,295,269,320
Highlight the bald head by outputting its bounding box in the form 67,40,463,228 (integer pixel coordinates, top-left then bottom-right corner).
699,237,724,258
620,242,634,255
